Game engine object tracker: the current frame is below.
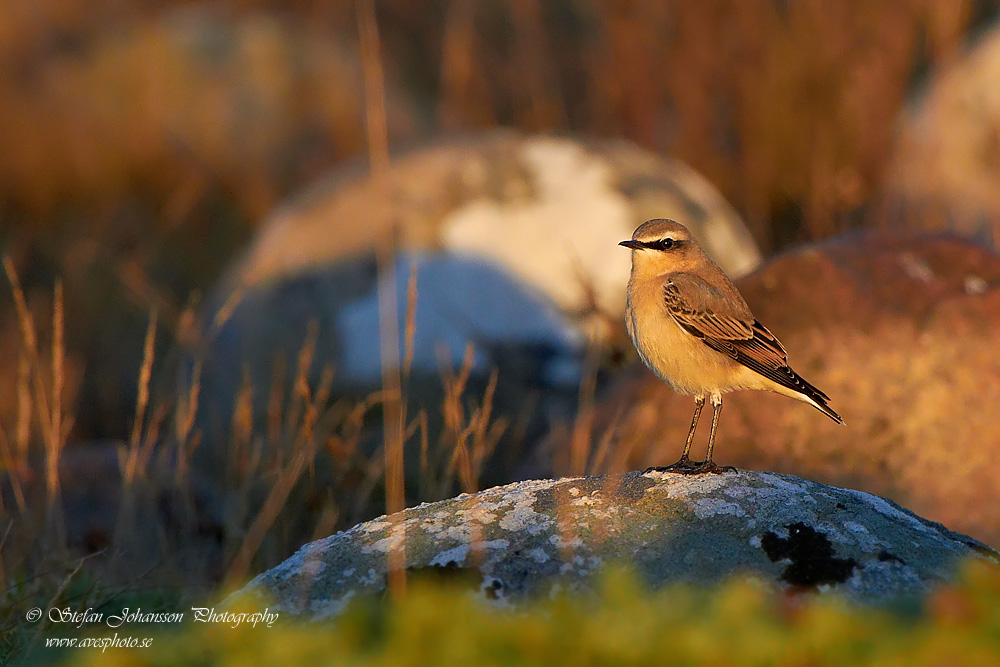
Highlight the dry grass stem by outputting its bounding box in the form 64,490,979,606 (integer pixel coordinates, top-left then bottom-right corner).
211,286,245,335
15,356,30,463
568,342,602,475
4,259,70,552
360,0,404,588
588,405,626,474
357,0,390,174
125,309,157,485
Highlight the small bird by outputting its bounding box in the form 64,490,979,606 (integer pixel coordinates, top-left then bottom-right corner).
620,219,843,474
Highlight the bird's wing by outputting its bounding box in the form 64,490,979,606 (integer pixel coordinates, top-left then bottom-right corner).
663,273,831,402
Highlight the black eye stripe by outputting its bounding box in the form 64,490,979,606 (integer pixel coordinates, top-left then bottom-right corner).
639,238,679,250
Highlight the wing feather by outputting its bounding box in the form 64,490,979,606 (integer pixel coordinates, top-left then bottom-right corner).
663,275,831,402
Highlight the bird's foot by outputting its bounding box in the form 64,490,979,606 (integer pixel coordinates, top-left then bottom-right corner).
645,456,698,474
688,460,736,475
645,458,735,475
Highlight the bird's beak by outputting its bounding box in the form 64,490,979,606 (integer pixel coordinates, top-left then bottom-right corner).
619,240,643,250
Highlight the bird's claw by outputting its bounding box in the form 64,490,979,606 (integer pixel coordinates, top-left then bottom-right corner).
645,456,698,474
689,461,736,475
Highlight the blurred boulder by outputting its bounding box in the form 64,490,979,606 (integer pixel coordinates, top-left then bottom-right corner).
233,470,997,615
230,130,760,343
557,232,1000,546
884,22,1000,242
182,131,759,486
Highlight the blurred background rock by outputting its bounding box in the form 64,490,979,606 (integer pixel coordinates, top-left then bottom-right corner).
4,0,1000,572
884,19,1000,241
185,131,758,485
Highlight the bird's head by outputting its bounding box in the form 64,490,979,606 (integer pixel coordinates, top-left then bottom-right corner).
619,219,706,276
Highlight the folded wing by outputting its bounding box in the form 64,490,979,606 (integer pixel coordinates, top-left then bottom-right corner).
663,273,833,405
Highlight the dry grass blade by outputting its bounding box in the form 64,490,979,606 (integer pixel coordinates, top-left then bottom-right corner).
281,321,319,463
360,0,405,595
174,358,202,488
437,344,477,496
229,370,255,486
50,280,64,473
466,370,505,492
357,0,389,174
211,285,245,335
376,238,407,594
3,257,52,436
402,258,418,381
126,309,157,485
225,449,310,584
15,356,30,463
4,259,69,552
568,342,602,475
267,353,287,449
588,404,626,475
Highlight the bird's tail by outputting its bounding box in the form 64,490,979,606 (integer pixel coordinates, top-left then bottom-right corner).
791,371,844,425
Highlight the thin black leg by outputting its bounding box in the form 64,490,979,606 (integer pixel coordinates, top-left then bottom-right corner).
645,396,705,474
679,396,705,462
693,397,734,474
704,398,721,463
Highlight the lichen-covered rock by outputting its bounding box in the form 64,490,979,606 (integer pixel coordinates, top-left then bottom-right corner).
231,470,997,616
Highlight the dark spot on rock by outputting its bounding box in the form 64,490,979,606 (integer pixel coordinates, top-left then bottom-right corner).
407,561,479,587
761,522,858,588
877,550,905,565
612,472,657,503
484,578,504,600
836,503,847,510
532,487,558,515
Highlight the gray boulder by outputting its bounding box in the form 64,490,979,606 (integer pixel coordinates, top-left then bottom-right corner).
233,470,997,615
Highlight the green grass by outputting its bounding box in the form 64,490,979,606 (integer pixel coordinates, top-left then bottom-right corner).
12,561,997,666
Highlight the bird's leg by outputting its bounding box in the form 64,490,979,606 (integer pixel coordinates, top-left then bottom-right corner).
645,396,705,473
704,394,722,462
693,394,735,474
679,396,705,463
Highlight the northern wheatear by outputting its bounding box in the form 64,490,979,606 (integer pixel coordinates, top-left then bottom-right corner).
620,219,843,474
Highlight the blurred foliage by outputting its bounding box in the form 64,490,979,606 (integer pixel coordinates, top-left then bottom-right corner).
25,560,1000,666
1,1,991,242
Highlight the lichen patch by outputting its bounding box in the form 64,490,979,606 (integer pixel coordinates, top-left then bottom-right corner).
430,544,470,567
690,497,746,519
364,522,408,554
499,494,555,534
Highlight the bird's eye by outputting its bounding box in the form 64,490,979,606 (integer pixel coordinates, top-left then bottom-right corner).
659,238,674,250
